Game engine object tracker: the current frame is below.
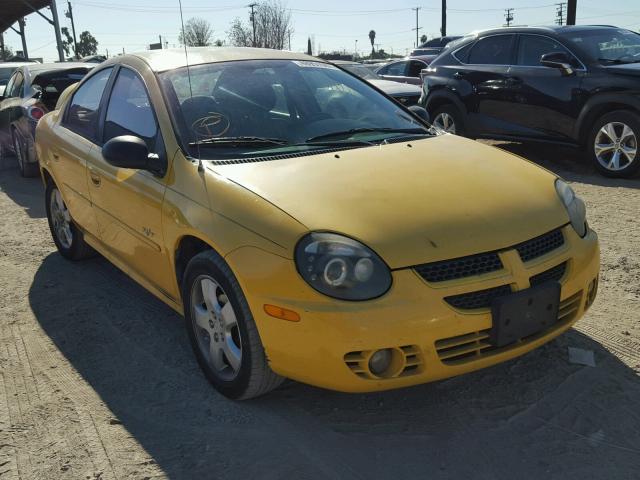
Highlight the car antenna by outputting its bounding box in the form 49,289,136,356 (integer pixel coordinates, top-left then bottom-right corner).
178,0,203,173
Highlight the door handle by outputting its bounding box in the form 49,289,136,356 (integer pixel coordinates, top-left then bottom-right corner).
453,71,466,79
52,153,60,161
89,168,101,187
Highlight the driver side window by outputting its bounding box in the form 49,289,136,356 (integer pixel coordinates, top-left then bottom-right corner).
517,35,580,68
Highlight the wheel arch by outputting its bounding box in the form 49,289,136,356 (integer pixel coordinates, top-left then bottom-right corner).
575,94,640,146
424,89,467,117
174,234,219,294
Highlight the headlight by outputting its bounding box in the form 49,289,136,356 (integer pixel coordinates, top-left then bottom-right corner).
295,232,392,301
555,179,587,237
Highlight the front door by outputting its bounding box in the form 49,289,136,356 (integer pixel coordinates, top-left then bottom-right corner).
377,61,410,83
86,66,175,299
501,34,585,140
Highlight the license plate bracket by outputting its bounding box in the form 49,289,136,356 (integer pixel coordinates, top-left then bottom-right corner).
490,282,561,347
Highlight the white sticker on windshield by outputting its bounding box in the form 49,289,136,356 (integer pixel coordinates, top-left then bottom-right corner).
292,60,338,69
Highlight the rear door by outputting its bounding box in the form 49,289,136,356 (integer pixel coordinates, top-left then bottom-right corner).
406,60,428,85
0,70,25,148
377,61,410,83
456,34,517,136
86,66,174,297
55,67,114,237
502,34,585,140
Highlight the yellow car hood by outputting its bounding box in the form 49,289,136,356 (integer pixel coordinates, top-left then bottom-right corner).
213,135,569,268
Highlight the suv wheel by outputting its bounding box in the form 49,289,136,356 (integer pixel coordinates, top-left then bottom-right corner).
13,130,39,178
183,250,284,400
45,181,95,260
589,110,640,178
431,104,465,136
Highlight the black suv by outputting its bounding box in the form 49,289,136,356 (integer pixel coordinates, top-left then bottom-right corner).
421,26,640,177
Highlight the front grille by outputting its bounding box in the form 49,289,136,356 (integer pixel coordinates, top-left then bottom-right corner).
415,252,503,283
515,229,565,263
436,290,583,365
530,262,567,286
444,284,512,310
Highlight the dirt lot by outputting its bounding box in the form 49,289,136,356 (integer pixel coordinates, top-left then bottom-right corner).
1,142,639,480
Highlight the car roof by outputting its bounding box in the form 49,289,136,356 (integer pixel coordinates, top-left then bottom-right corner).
331,60,360,66
108,47,323,72
472,24,626,37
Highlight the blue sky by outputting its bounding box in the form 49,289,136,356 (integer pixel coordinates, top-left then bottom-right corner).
3,0,639,62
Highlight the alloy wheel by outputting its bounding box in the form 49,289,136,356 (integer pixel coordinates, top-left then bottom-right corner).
594,121,637,172
190,275,243,381
433,112,456,134
50,188,73,249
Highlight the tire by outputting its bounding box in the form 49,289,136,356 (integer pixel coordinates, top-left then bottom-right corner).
588,110,640,178
182,250,284,400
45,180,96,260
13,130,39,178
431,104,466,137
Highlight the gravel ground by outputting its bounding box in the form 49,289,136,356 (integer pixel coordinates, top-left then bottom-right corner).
0,142,639,480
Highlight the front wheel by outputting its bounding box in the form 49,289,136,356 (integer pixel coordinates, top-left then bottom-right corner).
588,110,640,178
182,250,284,400
431,104,466,137
45,181,95,260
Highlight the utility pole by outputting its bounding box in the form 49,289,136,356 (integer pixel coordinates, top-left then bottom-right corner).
440,0,447,37
412,7,422,48
556,3,566,25
159,35,163,49
504,8,514,27
248,3,257,47
65,1,78,58
567,0,577,25
18,18,29,60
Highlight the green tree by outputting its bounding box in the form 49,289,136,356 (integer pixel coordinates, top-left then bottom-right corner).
0,44,14,61
420,34,427,45
61,27,98,58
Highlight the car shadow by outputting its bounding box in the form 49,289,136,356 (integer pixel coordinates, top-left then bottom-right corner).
488,140,640,190
30,252,640,479
0,162,46,218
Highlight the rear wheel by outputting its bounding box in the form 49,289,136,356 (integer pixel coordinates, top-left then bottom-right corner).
588,110,640,178
45,181,95,260
183,250,284,400
13,130,38,178
431,104,466,136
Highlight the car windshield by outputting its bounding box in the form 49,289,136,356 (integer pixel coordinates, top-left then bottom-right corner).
560,28,640,64
339,63,379,81
159,59,429,160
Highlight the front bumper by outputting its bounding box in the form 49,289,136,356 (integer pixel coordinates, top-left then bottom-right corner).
226,225,599,393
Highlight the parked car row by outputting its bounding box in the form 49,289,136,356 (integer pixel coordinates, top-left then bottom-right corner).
28,46,598,400
421,25,640,178
0,62,94,176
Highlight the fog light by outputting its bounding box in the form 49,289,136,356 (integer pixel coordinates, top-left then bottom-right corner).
368,349,392,376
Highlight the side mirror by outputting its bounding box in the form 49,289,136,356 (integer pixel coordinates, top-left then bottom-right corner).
102,135,149,170
408,105,430,124
540,52,575,76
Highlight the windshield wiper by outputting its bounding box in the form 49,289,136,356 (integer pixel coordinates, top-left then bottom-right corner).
306,127,429,143
189,136,289,147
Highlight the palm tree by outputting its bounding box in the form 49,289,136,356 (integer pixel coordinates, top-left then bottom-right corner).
369,30,376,57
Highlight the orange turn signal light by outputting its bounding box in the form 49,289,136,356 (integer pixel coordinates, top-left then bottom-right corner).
264,304,300,322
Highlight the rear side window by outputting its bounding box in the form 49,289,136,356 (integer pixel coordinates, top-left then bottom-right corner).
64,67,113,140
468,35,515,65
8,71,24,98
103,68,159,152
379,61,407,76
407,60,426,77
517,35,579,67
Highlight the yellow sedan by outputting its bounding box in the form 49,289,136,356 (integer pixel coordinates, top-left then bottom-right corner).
35,48,599,399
